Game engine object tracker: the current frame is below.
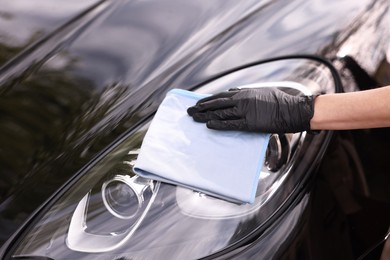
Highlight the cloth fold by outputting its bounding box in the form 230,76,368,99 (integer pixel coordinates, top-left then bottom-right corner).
133,89,269,204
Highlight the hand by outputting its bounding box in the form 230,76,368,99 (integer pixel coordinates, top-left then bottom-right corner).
187,88,315,133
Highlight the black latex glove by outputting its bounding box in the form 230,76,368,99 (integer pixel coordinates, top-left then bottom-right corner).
187,88,316,133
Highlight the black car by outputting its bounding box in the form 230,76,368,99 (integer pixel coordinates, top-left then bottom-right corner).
1,0,389,259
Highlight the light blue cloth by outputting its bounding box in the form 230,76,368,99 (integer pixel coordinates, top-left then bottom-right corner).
133,89,269,204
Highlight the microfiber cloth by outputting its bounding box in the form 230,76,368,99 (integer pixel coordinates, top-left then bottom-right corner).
133,89,269,204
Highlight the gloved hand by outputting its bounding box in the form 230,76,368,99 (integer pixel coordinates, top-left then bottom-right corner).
187,87,316,133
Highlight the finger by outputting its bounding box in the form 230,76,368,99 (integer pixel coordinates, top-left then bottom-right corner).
192,107,241,122
187,105,199,116
197,97,237,112
191,111,209,122
191,111,218,122
207,119,248,131
188,98,228,116
195,90,238,105
188,90,239,116
188,97,236,116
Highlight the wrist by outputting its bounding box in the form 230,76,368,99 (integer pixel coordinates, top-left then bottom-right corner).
309,94,322,130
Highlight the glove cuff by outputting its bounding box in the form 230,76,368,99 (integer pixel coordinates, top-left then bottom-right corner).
301,94,319,134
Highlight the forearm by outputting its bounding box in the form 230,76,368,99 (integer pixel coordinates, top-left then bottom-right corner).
310,86,390,130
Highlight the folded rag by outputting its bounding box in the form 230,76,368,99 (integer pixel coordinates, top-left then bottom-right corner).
133,89,269,204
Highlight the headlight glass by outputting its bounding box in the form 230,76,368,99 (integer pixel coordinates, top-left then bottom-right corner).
7,58,338,259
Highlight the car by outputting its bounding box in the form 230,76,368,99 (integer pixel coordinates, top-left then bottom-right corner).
1,0,390,259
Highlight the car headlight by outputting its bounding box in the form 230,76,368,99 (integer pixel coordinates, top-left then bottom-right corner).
4,57,340,259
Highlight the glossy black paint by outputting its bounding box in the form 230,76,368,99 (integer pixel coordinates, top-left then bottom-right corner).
1,0,389,258
1,57,339,259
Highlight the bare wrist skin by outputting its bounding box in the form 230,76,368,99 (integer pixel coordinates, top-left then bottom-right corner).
310,86,390,130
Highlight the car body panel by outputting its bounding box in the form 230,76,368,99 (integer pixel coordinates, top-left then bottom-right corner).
0,0,389,258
